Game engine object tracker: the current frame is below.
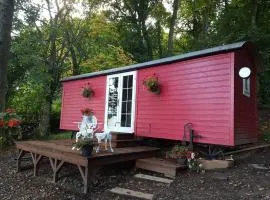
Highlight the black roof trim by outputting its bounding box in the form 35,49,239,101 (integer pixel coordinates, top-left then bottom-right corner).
61,41,247,82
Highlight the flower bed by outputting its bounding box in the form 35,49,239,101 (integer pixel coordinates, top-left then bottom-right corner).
0,108,21,148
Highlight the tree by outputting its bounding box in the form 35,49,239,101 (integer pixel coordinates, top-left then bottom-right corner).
108,0,158,62
0,0,15,111
167,0,180,56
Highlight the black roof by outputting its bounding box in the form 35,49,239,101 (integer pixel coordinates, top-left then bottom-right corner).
61,41,248,82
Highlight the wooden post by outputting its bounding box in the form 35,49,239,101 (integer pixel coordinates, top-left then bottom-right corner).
30,152,42,176
77,165,89,194
16,149,26,172
77,164,99,194
49,157,64,183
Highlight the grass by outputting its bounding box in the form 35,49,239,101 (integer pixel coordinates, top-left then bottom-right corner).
39,131,72,140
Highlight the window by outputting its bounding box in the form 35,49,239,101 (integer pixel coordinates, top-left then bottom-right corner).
243,78,250,97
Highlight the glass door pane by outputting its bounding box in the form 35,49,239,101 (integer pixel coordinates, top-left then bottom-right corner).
120,75,133,128
107,77,119,129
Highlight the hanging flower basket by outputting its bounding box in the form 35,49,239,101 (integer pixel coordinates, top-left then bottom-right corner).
143,74,161,94
81,84,94,99
80,108,93,116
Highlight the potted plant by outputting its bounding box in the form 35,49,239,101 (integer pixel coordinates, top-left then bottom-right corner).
166,144,188,165
143,74,161,94
81,83,94,99
73,139,95,157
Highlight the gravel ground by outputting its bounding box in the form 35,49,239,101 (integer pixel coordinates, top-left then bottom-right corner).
1,148,270,200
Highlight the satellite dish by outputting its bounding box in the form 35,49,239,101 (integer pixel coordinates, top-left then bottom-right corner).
239,67,251,78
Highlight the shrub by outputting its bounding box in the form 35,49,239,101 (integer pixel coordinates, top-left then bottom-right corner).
0,108,21,148
263,131,270,142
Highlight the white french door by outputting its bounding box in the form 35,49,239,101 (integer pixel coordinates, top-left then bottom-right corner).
104,71,136,133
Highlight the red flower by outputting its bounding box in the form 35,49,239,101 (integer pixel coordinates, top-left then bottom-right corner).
7,119,20,128
185,151,193,159
0,120,5,127
81,108,93,116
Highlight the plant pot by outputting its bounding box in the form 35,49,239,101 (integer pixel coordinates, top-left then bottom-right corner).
148,85,160,94
176,158,186,165
81,144,93,157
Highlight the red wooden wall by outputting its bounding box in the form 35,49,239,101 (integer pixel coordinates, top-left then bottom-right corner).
60,47,258,146
135,53,235,146
234,48,258,145
60,76,106,131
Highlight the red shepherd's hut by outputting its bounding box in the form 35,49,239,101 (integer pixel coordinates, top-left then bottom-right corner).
60,41,258,147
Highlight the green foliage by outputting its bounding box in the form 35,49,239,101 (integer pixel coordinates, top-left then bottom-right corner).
263,132,270,143
80,45,135,73
72,138,95,149
166,144,188,159
0,136,8,149
9,81,43,123
39,132,71,141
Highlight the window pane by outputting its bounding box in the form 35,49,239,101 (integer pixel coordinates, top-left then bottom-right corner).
127,101,132,113
128,88,133,100
122,89,128,101
108,77,119,127
121,102,126,113
121,114,126,127
126,114,131,127
123,76,128,88
128,75,133,88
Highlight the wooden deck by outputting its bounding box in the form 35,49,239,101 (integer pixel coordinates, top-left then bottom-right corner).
15,139,159,193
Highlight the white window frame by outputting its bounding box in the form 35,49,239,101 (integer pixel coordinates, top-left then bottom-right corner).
243,77,250,97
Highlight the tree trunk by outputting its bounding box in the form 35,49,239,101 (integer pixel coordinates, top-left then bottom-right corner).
0,0,15,112
167,0,180,56
141,22,153,60
38,93,52,137
66,31,80,75
191,0,199,39
38,5,59,136
251,0,258,29
202,9,209,36
156,20,163,58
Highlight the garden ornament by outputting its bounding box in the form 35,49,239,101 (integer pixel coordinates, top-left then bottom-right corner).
72,114,97,150
95,130,114,153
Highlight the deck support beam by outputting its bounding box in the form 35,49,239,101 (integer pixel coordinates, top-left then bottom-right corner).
16,149,26,172
49,157,64,183
77,165,89,194
30,152,42,176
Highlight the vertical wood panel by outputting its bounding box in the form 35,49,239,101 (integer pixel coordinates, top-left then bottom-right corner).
234,48,258,145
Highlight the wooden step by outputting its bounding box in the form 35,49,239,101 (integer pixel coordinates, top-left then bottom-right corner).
134,173,173,184
136,157,185,178
110,187,154,200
